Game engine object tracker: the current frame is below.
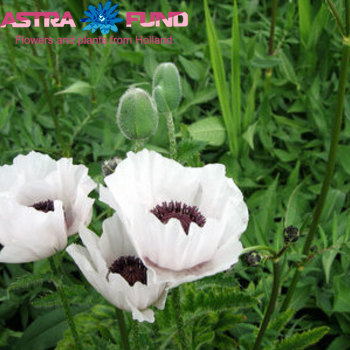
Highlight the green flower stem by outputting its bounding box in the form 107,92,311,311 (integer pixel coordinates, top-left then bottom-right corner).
48,257,83,350
115,308,131,350
165,111,177,159
268,0,278,56
172,288,188,350
346,0,350,35
274,245,288,260
133,140,145,153
166,109,185,348
241,245,276,256
252,261,280,350
265,0,278,91
325,0,346,37
281,27,350,312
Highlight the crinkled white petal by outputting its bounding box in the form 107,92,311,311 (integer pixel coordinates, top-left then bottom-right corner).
42,158,96,236
0,199,67,263
79,226,108,275
218,193,249,244
12,151,57,182
148,240,243,288
0,164,22,193
99,213,137,267
128,207,221,271
102,150,200,213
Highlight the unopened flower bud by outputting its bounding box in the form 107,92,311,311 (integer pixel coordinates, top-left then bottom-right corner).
244,251,261,267
117,88,159,141
283,226,299,243
102,157,122,177
152,63,182,113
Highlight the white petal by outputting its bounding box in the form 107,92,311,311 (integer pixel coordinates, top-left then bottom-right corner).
0,164,22,193
218,195,249,245
0,152,56,194
79,226,108,275
13,151,57,181
150,240,243,287
102,150,201,215
125,297,155,323
99,185,119,212
99,213,137,267
0,199,67,263
66,244,127,307
126,206,220,272
44,158,96,236
189,164,246,220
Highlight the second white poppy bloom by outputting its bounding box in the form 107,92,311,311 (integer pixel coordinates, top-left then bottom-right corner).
100,150,249,286
67,214,168,323
0,151,96,263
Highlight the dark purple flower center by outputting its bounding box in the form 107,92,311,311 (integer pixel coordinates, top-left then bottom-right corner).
32,200,54,213
151,201,206,234
107,256,147,286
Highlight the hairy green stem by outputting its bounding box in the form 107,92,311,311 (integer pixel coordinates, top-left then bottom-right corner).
346,0,350,35
326,0,346,36
266,0,278,91
48,257,83,350
165,111,177,159
133,140,145,153
268,0,278,56
281,30,350,312
241,245,276,256
172,288,188,349
115,308,130,350
252,261,280,350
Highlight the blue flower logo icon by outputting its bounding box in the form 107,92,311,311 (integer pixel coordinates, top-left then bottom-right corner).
81,1,124,35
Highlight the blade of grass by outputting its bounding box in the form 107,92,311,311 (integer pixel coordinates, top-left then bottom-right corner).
243,69,260,131
203,0,238,156
298,0,311,48
231,0,241,146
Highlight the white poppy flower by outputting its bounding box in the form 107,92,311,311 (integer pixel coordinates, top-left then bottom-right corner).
66,214,168,323
0,151,96,263
100,149,248,287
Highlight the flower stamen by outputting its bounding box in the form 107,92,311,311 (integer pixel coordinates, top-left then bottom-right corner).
107,256,147,286
151,201,206,234
32,200,54,213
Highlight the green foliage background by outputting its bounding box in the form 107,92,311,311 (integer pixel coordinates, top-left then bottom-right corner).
0,0,349,349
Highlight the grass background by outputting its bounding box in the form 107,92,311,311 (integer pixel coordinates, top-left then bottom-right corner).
0,0,349,349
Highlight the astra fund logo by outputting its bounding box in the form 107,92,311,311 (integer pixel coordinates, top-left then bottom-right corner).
0,1,188,31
